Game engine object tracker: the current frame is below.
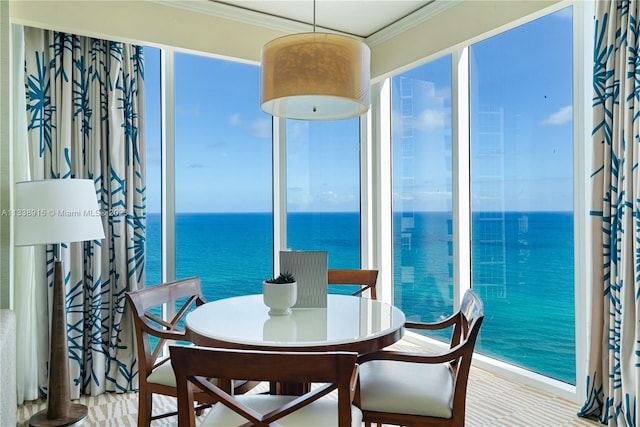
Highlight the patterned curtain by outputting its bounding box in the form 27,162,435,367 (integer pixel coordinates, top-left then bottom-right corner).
20,27,145,399
579,1,640,426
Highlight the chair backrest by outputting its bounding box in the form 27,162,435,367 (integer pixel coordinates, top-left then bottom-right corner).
443,289,484,352
125,277,206,379
448,290,484,418
170,346,358,427
328,269,378,299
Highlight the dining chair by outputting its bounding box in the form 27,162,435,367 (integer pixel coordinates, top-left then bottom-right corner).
355,289,484,427
328,269,379,299
125,277,258,427
170,346,362,426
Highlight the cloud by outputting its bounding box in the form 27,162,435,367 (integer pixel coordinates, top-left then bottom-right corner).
229,114,241,127
414,108,446,132
229,113,272,139
318,190,357,204
434,86,451,100
542,105,572,125
250,118,272,138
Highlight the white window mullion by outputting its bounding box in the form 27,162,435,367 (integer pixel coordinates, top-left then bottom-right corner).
452,47,471,310
159,47,177,344
367,79,393,303
160,48,176,285
272,116,287,275
573,0,593,405
360,95,373,269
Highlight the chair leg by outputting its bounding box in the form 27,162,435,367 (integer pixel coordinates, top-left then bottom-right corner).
138,391,152,427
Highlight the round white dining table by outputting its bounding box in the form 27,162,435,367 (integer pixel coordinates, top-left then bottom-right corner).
184,294,405,354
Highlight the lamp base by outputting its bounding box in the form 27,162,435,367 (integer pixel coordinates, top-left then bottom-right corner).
30,259,88,426
29,403,88,426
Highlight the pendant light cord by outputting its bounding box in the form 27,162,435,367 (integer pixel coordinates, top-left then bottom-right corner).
313,0,316,33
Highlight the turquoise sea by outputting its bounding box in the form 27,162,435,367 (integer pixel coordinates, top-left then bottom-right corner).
146,211,575,385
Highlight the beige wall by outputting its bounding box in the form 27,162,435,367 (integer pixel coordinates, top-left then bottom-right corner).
9,0,279,65
9,0,564,79
1,0,11,309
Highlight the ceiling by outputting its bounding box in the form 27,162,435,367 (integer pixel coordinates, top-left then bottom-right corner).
210,0,437,39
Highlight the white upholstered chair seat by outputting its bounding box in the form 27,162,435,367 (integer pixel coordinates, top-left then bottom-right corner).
146,358,176,386
359,359,454,419
201,394,363,426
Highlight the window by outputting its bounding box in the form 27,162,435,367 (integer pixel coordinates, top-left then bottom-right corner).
144,46,161,287
174,53,273,300
469,8,574,384
390,7,574,385
142,2,576,391
286,119,361,271
391,55,454,329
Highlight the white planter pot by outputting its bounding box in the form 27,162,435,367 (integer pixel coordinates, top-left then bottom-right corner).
262,281,297,316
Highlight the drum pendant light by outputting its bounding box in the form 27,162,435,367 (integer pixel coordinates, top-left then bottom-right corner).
260,0,371,120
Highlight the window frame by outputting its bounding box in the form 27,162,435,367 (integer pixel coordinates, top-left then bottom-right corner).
150,0,589,404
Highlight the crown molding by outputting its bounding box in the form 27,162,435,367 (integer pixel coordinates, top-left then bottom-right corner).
150,0,344,37
366,0,463,46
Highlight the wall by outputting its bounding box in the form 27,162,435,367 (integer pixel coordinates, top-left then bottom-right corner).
9,0,278,65
1,0,11,309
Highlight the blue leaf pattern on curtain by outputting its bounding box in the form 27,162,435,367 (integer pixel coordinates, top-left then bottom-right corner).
580,1,640,426
23,28,144,398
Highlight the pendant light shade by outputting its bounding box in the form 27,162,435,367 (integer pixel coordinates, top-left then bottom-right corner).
260,32,371,120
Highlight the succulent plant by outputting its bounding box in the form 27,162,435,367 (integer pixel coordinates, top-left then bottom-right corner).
265,272,296,284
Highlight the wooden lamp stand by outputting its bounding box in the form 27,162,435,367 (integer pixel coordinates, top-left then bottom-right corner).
29,260,88,427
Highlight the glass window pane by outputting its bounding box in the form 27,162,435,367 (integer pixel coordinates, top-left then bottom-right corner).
175,53,273,300
286,120,361,274
470,7,574,384
392,55,454,330
144,46,161,287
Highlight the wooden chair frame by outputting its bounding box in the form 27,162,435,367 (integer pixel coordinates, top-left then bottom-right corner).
328,269,379,299
356,290,484,427
170,346,359,427
125,277,257,427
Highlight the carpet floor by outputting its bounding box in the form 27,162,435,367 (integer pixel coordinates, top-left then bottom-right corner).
16,372,603,426
16,339,603,426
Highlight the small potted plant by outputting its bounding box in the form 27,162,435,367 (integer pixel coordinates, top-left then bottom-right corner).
263,272,297,316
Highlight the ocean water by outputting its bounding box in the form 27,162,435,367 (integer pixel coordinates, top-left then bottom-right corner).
146,211,575,384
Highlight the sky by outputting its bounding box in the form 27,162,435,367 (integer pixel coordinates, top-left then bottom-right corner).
144,6,573,214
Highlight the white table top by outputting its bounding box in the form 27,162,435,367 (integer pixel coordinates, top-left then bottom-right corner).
185,294,405,353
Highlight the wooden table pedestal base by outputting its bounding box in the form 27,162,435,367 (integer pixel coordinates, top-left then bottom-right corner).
29,403,88,427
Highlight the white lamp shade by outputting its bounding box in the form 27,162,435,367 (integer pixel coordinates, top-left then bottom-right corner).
15,179,106,246
260,32,371,120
